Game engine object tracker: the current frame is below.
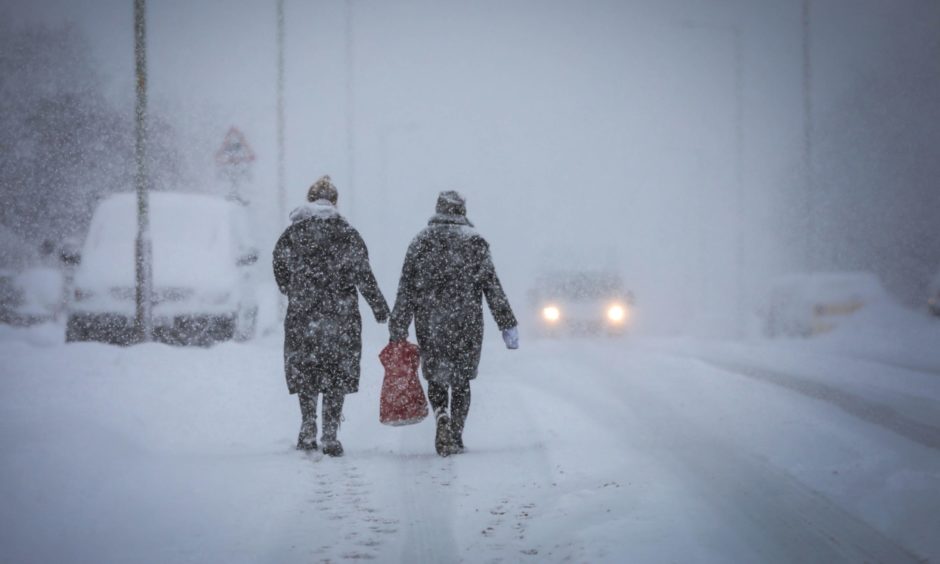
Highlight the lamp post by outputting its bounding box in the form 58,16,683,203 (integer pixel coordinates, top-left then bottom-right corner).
677,20,746,335
802,0,814,270
345,0,356,222
276,0,286,228
134,0,153,342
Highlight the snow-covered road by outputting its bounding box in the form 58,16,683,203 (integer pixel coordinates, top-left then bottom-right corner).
1,324,939,563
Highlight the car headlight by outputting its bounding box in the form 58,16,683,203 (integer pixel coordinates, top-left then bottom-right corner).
542,306,560,322
607,304,627,323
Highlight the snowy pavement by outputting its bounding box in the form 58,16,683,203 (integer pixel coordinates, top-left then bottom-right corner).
1,323,939,563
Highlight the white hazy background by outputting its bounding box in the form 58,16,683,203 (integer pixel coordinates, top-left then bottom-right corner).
5,0,939,336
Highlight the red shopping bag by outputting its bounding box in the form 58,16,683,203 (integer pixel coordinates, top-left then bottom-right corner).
378,341,428,426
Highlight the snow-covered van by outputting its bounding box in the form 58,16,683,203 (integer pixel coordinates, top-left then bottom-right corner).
66,192,259,345
763,272,885,337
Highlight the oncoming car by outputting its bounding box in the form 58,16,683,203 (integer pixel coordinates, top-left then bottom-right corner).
528,270,635,336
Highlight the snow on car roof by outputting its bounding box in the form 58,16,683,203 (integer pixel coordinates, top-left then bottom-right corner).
534,270,626,299
769,272,886,304
75,192,249,291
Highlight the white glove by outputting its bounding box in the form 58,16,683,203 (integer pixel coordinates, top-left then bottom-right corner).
502,326,519,350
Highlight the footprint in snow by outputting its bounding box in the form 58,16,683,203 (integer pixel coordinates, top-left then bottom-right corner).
341,551,376,560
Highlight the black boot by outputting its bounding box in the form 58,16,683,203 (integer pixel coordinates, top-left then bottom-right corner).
434,408,456,457
321,392,345,457
452,430,464,454
321,439,344,457
449,381,470,454
448,416,464,454
296,392,318,451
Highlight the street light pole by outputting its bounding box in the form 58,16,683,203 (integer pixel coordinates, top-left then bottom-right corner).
276,0,286,227
134,0,153,343
732,25,746,336
677,20,746,335
802,0,815,270
345,0,356,222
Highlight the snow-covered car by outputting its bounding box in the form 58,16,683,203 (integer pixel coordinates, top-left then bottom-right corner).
528,270,634,336
928,269,940,317
0,266,64,326
762,272,886,337
66,192,259,346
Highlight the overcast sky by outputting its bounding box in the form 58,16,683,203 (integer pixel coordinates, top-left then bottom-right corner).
4,0,938,331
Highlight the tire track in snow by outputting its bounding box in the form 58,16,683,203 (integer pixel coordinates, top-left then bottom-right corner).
390,372,552,563
467,378,552,562
527,343,922,563
694,357,940,451
396,434,460,562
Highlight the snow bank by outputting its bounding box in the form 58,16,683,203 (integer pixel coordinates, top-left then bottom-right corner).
1,323,937,562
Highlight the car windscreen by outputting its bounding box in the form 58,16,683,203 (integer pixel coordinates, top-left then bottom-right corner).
537,273,626,300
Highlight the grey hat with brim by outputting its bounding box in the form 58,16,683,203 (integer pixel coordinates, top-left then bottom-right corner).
435,190,466,216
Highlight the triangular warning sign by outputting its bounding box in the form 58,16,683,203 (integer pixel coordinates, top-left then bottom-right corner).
215,127,256,166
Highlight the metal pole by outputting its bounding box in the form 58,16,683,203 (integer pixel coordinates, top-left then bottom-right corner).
276,0,286,226
733,26,745,336
677,19,746,335
275,0,287,318
345,0,355,222
134,0,153,343
802,0,814,270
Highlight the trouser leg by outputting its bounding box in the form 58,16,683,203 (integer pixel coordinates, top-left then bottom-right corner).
321,391,345,441
299,391,317,423
449,380,471,445
297,391,318,449
427,381,449,416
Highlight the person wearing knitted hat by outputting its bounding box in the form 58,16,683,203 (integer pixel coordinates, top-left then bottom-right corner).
389,190,519,456
273,175,389,457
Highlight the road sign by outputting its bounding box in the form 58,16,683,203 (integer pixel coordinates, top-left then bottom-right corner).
215,127,256,167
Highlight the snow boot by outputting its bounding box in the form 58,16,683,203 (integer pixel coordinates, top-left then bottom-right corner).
435,409,456,457
321,439,344,457
320,392,344,456
297,392,318,451
449,412,466,454
296,420,317,451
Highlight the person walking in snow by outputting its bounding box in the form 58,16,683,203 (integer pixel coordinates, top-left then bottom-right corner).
273,176,389,456
389,191,519,456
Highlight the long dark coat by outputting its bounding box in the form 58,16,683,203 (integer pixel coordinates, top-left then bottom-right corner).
389,214,517,384
273,206,389,395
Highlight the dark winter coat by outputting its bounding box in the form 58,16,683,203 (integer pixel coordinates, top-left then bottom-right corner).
273,202,389,395
389,213,517,384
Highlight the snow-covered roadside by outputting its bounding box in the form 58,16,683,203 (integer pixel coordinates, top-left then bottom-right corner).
1,325,937,562
632,304,940,559
644,303,940,433
503,340,937,561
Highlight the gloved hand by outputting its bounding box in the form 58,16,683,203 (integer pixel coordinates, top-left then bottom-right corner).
375,308,389,324
502,326,519,350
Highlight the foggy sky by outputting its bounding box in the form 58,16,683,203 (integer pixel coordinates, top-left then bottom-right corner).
3,0,938,334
